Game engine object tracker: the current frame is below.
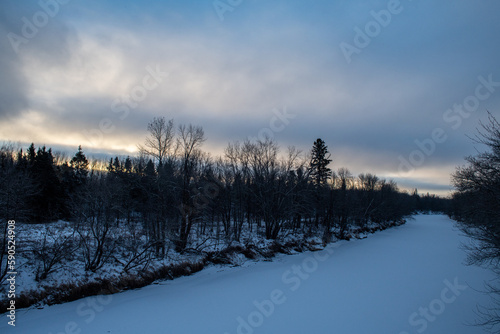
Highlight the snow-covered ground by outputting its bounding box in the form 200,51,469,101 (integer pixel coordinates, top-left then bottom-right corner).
7,218,331,297
1,215,495,333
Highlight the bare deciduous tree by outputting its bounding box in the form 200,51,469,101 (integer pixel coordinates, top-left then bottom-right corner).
177,124,206,251
451,113,500,332
452,113,500,266
139,117,176,167
73,174,117,272
32,225,78,281
336,167,353,239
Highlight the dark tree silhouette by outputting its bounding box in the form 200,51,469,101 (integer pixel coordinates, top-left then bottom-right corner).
451,113,500,332
309,138,332,186
28,146,68,222
139,117,175,167
70,145,89,185
452,113,500,266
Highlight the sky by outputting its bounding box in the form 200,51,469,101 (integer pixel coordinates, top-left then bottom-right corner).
1,0,500,196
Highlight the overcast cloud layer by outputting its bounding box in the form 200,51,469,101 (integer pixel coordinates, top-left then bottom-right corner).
1,0,500,195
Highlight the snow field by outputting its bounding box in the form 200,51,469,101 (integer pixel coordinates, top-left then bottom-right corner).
1,215,495,334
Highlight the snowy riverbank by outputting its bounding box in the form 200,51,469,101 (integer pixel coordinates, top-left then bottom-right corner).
1,215,495,333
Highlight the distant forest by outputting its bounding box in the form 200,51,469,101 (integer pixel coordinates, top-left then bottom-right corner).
1,117,448,249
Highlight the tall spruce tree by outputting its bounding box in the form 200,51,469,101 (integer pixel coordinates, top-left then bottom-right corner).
70,146,89,185
27,143,36,166
310,138,332,186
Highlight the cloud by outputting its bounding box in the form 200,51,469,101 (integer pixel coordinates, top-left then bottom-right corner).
0,5,30,120
1,0,500,196
0,0,79,122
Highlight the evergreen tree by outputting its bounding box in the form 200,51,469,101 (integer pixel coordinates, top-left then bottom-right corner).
28,146,68,222
70,146,89,184
107,158,114,173
309,138,332,186
124,156,133,173
113,157,121,172
16,148,27,170
27,143,36,166
144,159,156,177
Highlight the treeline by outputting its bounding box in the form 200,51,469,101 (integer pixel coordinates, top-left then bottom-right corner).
0,118,449,273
